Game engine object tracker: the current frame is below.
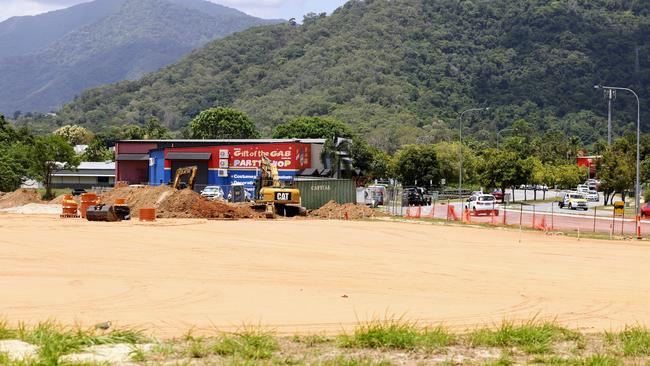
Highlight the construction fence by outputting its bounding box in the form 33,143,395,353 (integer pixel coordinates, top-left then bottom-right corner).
381,186,648,238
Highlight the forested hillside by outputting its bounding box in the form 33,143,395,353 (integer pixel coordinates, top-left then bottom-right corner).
45,0,650,151
0,0,280,114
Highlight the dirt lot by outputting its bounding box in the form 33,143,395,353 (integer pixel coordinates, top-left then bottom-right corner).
1,214,649,338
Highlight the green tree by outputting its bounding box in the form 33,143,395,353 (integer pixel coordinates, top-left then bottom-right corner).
189,108,259,139
142,117,172,139
273,117,354,139
391,144,439,187
434,142,478,188
53,125,94,145
28,135,80,199
477,149,532,202
598,139,635,205
0,150,23,192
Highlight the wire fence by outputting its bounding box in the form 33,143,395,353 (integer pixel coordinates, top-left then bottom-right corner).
381,186,647,238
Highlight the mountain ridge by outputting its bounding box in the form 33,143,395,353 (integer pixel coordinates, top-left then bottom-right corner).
0,0,282,114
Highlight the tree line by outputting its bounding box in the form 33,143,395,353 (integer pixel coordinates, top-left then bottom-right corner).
3,107,646,205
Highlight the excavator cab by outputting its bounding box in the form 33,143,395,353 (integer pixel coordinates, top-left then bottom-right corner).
172,166,198,191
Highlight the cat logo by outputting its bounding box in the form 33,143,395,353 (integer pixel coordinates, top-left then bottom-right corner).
275,192,292,201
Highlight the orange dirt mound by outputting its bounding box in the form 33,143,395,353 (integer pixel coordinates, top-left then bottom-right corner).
0,189,42,209
100,185,261,219
310,200,380,220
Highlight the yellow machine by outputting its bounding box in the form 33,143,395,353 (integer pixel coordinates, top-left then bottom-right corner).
255,155,304,218
172,166,198,190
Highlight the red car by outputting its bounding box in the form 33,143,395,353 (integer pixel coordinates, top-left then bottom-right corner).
491,189,504,201
641,203,650,218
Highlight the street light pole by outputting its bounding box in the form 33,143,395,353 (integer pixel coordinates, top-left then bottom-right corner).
605,89,616,145
595,85,641,238
458,107,489,201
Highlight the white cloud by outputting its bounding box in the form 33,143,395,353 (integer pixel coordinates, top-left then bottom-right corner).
0,0,348,22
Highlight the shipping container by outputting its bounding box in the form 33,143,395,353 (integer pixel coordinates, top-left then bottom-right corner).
294,179,357,210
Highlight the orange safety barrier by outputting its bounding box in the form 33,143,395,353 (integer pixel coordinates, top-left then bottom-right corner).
462,208,471,223
60,194,79,218
139,208,156,222
447,205,459,221
416,205,422,219
114,198,126,205
534,216,549,231
79,193,100,219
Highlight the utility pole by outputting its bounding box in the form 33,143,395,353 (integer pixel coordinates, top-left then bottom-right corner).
606,89,616,145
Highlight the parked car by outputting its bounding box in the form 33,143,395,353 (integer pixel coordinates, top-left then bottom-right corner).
367,185,386,205
641,203,650,218
71,188,86,196
200,186,225,201
559,192,588,210
466,194,499,216
402,187,430,206
577,184,590,193
586,179,600,191
491,189,504,201
585,190,599,202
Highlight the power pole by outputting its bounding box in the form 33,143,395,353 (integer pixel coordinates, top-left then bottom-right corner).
606,89,616,145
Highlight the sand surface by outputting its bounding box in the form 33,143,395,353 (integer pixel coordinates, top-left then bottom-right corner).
1,214,649,337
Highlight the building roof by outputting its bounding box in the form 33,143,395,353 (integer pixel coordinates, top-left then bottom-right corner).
117,139,327,144
52,161,115,178
77,161,115,170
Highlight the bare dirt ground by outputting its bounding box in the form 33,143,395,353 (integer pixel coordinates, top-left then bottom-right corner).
1,213,649,338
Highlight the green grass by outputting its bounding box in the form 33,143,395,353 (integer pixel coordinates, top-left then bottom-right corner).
0,321,147,365
339,317,455,351
469,320,580,354
185,337,211,358
317,356,393,366
213,328,279,360
530,355,622,366
605,326,650,356
291,334,331,347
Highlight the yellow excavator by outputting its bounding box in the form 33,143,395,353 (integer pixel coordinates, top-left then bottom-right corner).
255,155,305,218
172,166,198,190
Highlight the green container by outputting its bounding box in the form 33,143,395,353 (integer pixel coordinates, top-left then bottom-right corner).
294,179,357,210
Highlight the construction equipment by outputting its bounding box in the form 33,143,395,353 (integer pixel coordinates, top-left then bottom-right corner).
254,155,305,218
172,166,198,190
86,204,120,222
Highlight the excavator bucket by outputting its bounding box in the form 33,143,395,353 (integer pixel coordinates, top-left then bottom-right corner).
86,204,120,222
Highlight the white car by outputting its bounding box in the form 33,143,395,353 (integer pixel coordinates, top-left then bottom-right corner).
577,184,590,193
200,186,224,201
466,194,499,216
585,190,599,202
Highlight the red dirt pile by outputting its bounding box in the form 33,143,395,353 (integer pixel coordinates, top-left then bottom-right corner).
310,200,380,220
0,189,42,209
100,185,261,219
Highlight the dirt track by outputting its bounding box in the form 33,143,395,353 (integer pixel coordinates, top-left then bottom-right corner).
1,214,650,337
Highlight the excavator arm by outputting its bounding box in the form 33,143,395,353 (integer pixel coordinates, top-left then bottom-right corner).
172,166,198,190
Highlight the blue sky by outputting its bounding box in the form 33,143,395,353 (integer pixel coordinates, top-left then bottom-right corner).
0,0,349,21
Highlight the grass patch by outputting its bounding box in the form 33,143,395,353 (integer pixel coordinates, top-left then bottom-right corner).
213,327,278,360
291,334,331,347
0,319,17,340
317,356,393,366
605,326,650,356
185,337,211,358
530,355,622,366
470,320,580,354
339,317,455,351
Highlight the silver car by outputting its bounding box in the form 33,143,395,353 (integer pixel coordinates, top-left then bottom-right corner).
200,186,224,201
585,190,599,202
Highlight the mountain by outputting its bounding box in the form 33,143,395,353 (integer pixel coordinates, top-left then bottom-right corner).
0,0,282,114
34,0,650,149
